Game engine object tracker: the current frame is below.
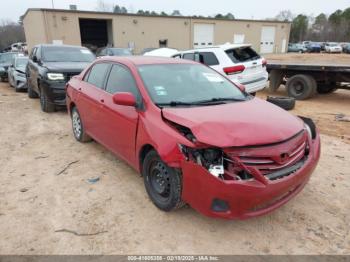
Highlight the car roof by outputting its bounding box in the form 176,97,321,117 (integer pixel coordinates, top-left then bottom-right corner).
179,43,252,53
36,44,88,49
97,56,197,66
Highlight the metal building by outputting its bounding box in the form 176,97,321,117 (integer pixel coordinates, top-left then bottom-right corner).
23,8,291,54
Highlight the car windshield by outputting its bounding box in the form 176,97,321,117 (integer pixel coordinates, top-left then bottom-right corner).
0,53,16,63
225,46,260,63
42,46,95,62
16,57,28,67
110,48,132,56
138,63,247,107
329,43,338,46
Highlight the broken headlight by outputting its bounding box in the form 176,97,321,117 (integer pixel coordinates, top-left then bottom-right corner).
179,145,224,178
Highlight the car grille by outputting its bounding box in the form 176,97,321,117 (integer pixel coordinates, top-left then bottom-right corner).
224,130,308,181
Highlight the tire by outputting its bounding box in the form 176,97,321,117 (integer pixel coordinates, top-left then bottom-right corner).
142,150,185,212
317,83,337,94
286,74,317,100
71,107,92,142
40,89,55,113
267,96,295,111
27,81,39,98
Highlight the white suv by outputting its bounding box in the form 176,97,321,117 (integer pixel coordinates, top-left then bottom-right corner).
173,44,268,94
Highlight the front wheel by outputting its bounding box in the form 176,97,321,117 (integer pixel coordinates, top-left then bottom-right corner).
143,150,185,212
40,90,55,113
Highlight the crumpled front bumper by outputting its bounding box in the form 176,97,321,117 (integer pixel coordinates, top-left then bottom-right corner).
181,134,321,220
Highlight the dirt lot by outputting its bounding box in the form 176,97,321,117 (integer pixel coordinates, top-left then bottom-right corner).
0,82,349,255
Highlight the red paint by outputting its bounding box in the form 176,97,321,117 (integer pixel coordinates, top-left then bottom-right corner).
66,56,321,219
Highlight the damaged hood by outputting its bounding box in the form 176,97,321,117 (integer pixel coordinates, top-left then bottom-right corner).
162,98,304,148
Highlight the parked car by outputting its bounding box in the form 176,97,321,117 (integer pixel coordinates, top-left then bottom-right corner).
8,56,29,92
325,42,342,53
140,48,157,55
0,52,19,82
173,44,268,94
288,43,307,53
143,48,179,57
66,56,320,219
343,44,350,54
96,47,132,57
306,42,321,53
26,44,95,112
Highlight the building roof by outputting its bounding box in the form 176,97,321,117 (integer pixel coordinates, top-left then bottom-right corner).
23,8,291,25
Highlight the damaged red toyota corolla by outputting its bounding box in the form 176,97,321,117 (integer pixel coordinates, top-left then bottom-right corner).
66,57,320,219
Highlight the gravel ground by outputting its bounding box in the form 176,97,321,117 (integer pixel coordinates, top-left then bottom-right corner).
0,82,349,255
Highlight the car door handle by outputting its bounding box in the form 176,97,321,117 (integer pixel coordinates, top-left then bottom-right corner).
100,99,104,103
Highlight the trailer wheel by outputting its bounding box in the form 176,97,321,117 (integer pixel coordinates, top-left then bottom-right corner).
286,74,316,100
317,83,337,94
267,96,295,111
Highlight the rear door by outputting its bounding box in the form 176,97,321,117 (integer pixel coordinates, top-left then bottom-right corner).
98,64,140,166
77,62,111,141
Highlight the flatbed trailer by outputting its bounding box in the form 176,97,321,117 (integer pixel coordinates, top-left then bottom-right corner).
266,54,350,100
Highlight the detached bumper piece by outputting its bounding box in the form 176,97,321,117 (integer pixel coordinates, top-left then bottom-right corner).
181,131,321,219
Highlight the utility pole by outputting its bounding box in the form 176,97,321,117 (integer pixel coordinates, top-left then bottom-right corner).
51,0,55,9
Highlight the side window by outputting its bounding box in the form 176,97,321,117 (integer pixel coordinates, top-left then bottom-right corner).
199,52,219,66
172,54,181,59
105,64,140,99
86,63,110,89
183,53,195,61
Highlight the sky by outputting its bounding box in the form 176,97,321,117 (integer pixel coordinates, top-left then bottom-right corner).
0,0,349,22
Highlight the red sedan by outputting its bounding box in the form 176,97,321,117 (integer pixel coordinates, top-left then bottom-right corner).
66,56,320,219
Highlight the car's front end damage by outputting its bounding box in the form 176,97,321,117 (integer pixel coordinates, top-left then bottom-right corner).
159,100,321,219
178,128,320,219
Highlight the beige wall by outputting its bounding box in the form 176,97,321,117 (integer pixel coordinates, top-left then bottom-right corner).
23,10,291,54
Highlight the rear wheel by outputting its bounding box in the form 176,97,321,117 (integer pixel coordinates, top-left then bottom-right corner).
286,74,317,100
71,107,92,142
143,150,185,211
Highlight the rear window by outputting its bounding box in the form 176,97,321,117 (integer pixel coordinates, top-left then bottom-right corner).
225,47,260,63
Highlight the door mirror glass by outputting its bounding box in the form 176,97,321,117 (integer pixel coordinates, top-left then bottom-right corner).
112,92,136,107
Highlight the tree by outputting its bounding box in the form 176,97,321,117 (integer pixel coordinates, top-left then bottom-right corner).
275,10,294,22
160,11,168,16
290,14,308,42
171,10,182,16
215,14,224,19
225,13,235,20
0,20,25,51
95,0,113,12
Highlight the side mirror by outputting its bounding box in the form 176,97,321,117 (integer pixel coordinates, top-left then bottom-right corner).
33,56,38,63
112,92,136,107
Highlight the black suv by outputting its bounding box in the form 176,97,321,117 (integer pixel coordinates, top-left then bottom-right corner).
26,44,95,112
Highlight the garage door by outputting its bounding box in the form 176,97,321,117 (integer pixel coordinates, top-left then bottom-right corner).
193,24,214,48
260,26,276,54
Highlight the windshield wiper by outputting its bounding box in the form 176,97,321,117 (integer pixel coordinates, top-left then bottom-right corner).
195,97,246,104
156,97,245,107
156,101,196,107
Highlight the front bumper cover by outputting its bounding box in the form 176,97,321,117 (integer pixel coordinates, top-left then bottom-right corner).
180,134,321,219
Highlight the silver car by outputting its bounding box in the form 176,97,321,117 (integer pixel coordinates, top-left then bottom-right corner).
8,56,28,92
